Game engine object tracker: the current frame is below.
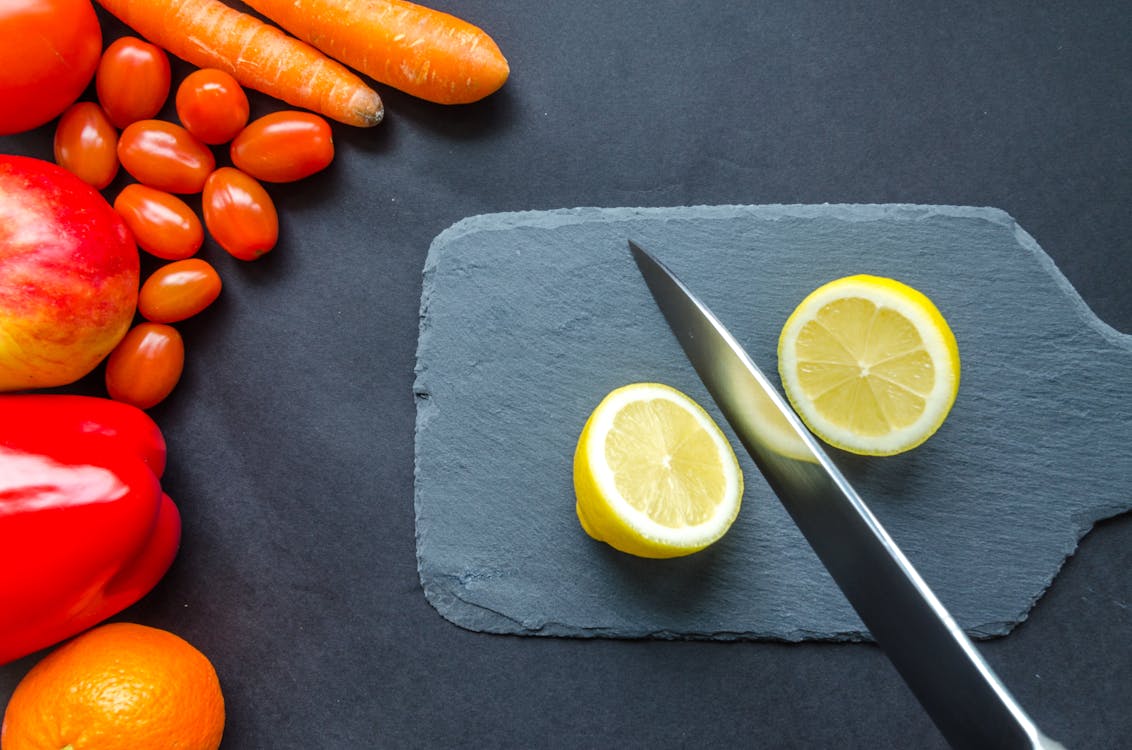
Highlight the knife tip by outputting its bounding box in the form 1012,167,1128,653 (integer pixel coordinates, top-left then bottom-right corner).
628,239,665,281
627,238,650,261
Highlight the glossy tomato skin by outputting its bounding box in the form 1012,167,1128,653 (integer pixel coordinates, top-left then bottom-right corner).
0,0,101,135
118,120,216,193
53,102,119,190
202,167,279,261
113,183,204,260
230,111,334,183
176,68,249,145
138,258,222,323
96,37,172,129
105,322,184,410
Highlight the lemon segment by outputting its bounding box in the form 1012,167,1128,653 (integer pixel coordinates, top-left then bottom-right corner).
777,275,960,456
573,382,744,558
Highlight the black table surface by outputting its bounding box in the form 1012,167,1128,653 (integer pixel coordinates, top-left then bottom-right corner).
2,1,1129,748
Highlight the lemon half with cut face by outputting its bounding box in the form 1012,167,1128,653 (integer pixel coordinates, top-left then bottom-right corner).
573,382,744,558
777,275,961,456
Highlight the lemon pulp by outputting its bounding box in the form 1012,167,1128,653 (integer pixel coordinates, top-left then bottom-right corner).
573,382,743,558
778,275,960,456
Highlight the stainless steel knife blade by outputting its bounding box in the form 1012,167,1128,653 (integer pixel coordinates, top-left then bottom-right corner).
628,239,1065,750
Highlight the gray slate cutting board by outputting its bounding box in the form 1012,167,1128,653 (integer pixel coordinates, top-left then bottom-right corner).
413,204,1132,641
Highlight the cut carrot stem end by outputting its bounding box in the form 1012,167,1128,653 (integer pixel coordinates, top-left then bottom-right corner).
94,0,384,127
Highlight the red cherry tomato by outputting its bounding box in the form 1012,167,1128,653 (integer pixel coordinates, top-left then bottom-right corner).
118,120,216,193
0,0,102,135
53,102,119,189
175,68,249,145
202,167,279,261
138,258,222,323
96,37,172,129
105,322,185,410
230,111,334,183
113,183,204,260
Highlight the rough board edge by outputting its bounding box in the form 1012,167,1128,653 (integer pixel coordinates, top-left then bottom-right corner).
424,203,1010,264
426,202,1127,344
1009,220,1130,347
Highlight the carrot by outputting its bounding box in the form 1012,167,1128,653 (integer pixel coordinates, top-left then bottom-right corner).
93,0,384,127
242,0,510,105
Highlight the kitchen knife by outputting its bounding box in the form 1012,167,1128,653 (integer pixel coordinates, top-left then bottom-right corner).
628,239,1065,750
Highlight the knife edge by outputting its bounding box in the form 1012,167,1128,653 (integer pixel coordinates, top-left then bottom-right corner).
627,239,1064,750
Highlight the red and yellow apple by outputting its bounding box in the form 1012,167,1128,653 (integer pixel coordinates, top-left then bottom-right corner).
0,155,139,391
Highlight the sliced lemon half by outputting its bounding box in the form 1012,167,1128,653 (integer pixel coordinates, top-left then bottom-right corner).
777,275,960,456
573,382,744,558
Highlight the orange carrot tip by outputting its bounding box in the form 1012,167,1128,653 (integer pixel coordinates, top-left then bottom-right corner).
94,0,385,127
243,0,510,105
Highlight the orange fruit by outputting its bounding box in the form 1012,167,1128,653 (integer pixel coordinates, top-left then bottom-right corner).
1,622,225,750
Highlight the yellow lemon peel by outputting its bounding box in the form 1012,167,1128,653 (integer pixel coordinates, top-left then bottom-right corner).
573,382,743,558
778,275,960,456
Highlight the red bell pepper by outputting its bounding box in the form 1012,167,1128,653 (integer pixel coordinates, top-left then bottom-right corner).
0,394,181,665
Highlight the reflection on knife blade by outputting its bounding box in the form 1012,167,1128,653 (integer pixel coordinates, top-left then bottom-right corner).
628,239,1065,750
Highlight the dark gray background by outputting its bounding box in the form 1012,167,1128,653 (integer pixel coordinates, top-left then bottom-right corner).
1,1,1129,747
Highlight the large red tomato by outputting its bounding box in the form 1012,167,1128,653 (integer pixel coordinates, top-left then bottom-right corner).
0,0,103,135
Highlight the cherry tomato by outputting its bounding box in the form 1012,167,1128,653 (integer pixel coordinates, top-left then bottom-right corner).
53,102,119,189
202,167,279,261
113,183,204,260
175,68,249,145
96,37,172,129
138,258,222,323
118,120,216,193
105,322,185,410
230,111,334,183
0,0,101,135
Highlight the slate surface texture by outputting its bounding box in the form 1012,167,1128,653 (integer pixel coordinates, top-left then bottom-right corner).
414,204,1132,640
